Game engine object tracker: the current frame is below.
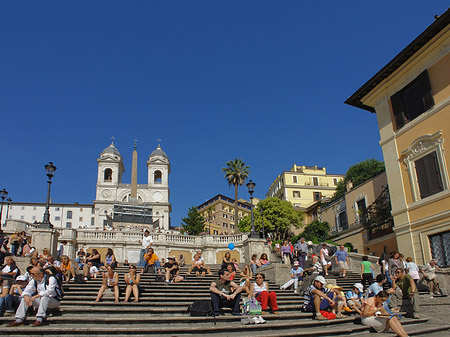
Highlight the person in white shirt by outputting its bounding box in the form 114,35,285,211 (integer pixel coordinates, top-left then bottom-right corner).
7,266,60,327
137,230,153,268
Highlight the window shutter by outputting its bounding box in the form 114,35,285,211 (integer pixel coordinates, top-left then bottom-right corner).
417,69,434,111
415,157,431,198
426,152,444,195
391,91,406,129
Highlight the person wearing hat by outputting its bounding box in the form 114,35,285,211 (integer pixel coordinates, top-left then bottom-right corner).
302,275,345,320
0,275,29,316
164,256,184,283
280,261,303,293
345,283,364,315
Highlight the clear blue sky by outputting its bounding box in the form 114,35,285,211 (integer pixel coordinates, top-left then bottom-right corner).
1,1,448,227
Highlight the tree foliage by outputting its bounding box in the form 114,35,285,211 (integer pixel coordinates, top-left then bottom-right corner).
181,206,205,236
238,197,304,240
332,159,385,201
295,220,331,243
222,159,250,225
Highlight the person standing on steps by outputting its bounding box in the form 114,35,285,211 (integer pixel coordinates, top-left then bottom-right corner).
137,230,153,268
334,245,349,278
294,238,309,269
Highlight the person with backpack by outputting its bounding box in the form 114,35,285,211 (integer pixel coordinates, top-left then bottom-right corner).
1,256,20,297
7,266,61,327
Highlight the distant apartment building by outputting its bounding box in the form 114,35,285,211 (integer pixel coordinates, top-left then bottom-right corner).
266,164,344,212
321,171,398,256
197,194,252,235
2,202,95,230
346,10,450,266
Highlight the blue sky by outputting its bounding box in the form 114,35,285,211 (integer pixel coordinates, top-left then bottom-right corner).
1,1,449,227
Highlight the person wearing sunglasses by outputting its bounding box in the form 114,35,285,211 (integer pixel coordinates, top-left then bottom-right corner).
249,273,278,314
7,266,61,327
390,268,420,319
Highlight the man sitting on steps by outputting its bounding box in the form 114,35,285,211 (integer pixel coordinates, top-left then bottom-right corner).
210,269,242,316
7,266,61,327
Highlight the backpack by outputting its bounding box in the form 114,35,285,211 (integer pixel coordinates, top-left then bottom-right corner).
187,300,214,316
35,274,64,301
74,274,86,284
242,297,262,315
154,274,165,282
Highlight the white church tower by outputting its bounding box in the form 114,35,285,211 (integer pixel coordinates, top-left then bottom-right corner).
147,144,171,229
93,141,171,230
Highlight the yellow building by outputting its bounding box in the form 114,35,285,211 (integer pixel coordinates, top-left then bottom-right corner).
197,194,252,235
266,164,344,211
346,10,450,266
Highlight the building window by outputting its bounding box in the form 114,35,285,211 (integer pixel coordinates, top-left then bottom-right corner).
293,176,298,183
67,211,72,219
104,168,113,182
313,192,321,201
21,206,25,210
223,223,228,228
293,191,300,198
91,217,95,226
79,217,83,221
293,203,301,208
415,152,444,199
55,216,61,221
91,208,95,214
32,216,36,220
55,207,60,211
223,214,228,219
429,230,450,268
333,178,338,186
20,216,24,220
313,177,319,186
338,212,348,231
33,207,36,211
214,230,219,235
402,131,449,202
80,208,83,212
391,69,434,130
66,222,72,228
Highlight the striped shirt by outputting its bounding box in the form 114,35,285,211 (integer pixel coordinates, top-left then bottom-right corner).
303,285,330,310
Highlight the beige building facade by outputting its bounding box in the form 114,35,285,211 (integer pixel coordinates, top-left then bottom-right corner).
321,171,398,256
346,10,450,266
266,165,344,212
197,194,252,235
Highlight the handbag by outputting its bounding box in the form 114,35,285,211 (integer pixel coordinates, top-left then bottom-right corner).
242,297,262,315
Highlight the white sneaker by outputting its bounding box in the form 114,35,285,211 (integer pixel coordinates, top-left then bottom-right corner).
251,317,260,324
70,278,75,281
257,316,266,324
84,277,88,281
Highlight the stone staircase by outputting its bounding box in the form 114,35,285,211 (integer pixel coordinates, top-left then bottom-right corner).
0,265,449,336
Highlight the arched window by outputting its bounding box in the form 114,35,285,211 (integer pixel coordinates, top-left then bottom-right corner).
104,168,113,182
154,170,162,184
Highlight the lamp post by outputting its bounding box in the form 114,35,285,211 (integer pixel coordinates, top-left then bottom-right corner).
40,162,57,229
246,180,257,238
5,198,12,226
259,206,265,241
0,189,8,235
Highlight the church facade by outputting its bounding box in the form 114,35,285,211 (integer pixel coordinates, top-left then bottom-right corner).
94,142,172,230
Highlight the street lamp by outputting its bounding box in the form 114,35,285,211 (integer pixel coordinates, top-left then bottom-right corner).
0,189,8,235
259,205,265,241
5,198,12,226
246,180,257,238
40,162,57,229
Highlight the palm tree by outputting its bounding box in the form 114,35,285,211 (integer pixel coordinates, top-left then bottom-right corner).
222,159,250,226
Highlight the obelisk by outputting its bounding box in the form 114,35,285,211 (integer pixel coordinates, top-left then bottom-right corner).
130,140,138,204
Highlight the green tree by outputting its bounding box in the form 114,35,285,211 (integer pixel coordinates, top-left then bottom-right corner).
238,197,304,240
332,159,385,201
181,206,205,236
297,220,331,243
222,159,250,225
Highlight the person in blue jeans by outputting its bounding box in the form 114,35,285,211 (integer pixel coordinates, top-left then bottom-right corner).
1,275,29,315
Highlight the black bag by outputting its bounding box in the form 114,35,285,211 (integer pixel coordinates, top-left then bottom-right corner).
188,300,214,316
154,274,165,282
74,274,86,284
